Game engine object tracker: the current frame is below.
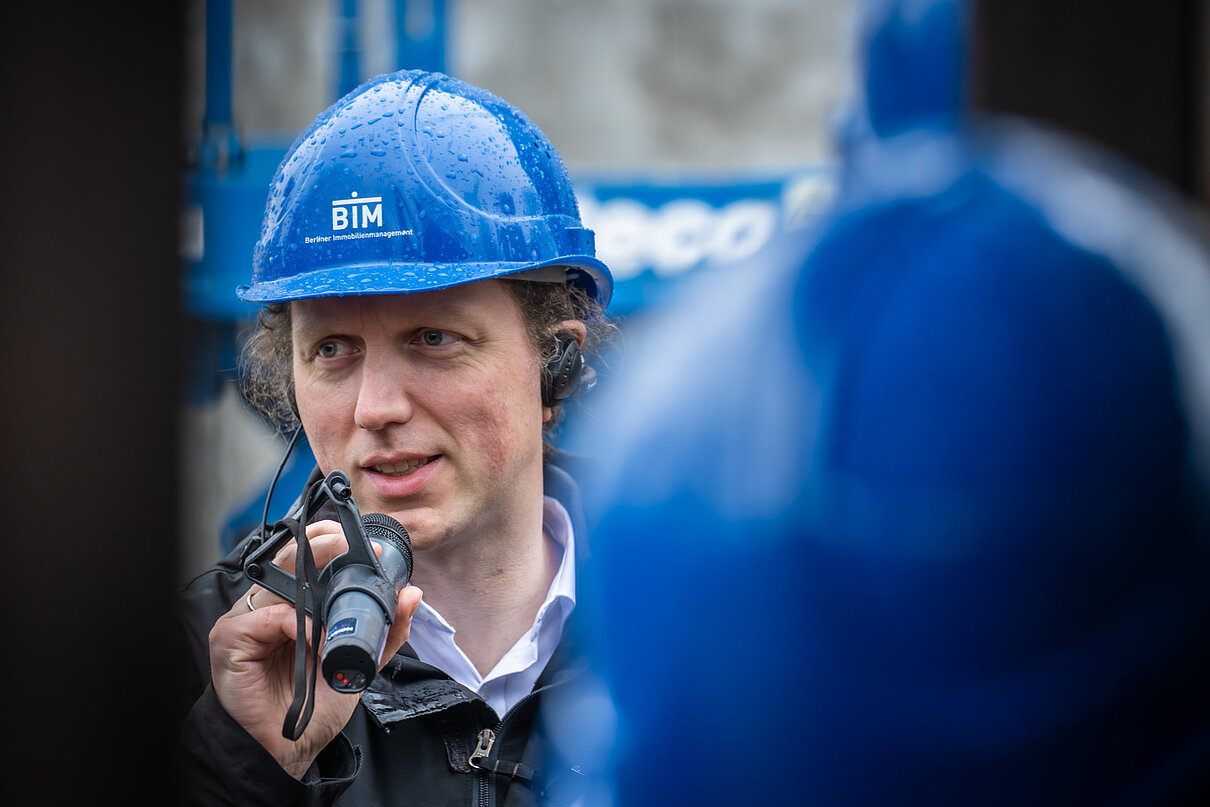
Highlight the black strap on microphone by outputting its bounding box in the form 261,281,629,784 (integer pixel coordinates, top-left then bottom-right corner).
242,425,325,738
280,512,322,741
260,425,304,543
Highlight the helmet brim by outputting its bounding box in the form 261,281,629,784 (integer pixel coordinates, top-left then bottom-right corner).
236,254,613,310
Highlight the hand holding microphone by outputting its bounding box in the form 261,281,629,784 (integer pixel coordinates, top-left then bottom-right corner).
215,514,421,779
238,469,419,744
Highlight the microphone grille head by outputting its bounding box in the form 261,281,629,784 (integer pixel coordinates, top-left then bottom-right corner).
361,512,413,574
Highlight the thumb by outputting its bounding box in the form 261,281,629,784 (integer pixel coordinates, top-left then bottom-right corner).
380,585,423,669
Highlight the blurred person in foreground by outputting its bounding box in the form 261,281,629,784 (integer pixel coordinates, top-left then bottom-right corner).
562,0,1210,804
178,70,615,806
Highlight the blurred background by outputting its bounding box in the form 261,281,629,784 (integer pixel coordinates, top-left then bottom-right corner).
1,1,1205,803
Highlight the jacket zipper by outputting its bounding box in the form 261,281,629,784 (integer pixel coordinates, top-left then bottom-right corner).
469,727,496,769
471,728,496,807
469,673,581,807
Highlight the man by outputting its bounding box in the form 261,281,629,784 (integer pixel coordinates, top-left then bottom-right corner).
179,70,613,806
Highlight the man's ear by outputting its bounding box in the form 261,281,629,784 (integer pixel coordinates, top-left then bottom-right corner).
553,320,587,347
542,321,589,409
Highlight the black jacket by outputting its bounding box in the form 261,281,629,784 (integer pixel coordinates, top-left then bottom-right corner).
178,456,598,807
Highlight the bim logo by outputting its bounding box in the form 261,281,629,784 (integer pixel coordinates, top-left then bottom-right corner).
332,192,383,231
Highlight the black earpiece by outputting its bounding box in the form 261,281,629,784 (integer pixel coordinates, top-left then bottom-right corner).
542,332,584,407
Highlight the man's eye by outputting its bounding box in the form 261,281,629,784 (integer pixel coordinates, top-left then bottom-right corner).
317,341,344,358
420,330,450,347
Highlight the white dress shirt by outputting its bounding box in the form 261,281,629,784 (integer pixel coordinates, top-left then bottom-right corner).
406,496,577,718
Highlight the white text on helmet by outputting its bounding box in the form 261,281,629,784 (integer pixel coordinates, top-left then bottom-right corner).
332,193,384,232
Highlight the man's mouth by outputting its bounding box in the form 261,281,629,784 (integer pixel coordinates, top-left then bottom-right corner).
369,456,439,477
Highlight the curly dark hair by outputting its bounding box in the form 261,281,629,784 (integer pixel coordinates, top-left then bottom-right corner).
239,278,615,453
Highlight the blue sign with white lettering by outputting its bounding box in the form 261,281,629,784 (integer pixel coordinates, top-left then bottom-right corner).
575,170,836,316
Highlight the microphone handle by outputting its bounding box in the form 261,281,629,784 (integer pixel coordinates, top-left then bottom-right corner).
321,521,413,693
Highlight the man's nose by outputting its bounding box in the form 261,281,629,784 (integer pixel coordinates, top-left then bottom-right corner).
354,353,414,430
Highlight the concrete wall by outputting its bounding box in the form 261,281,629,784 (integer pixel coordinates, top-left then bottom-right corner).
186,0,858,172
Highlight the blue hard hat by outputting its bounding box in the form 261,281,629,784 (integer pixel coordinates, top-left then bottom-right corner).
238,70,612,308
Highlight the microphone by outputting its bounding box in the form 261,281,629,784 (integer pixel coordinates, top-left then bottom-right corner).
320,512,414,693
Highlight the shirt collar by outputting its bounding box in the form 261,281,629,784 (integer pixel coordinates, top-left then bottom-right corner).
541,495,577,610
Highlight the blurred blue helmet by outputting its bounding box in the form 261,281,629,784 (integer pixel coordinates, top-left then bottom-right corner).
238,70,612,308
561,0,1210,805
